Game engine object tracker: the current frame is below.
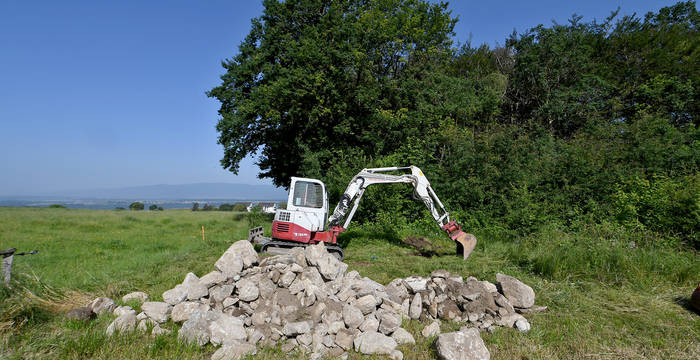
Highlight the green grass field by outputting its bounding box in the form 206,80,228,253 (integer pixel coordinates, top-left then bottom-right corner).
0,207,697,359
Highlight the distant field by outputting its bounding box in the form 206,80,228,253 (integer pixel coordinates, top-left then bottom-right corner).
0,207,697,359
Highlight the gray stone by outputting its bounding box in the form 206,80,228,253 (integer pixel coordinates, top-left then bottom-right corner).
199,271,226,288
301,266,324,285
152,324,171,336
182,272,208,300
378,311,401,335
171,301,210,322
435,328,490,360
66,307,94,321
496,273,535,309
304,242,328,267
162,285,187,305
386,279,410,304
137,318,156,332
355,294,377,315
409,293,422,320
141,301,172,323
401,298,410,318
353,331,397,355
390,350,404,360
494,313,525,328
391,327,415,345
359,316,379,332
279,271,296,288
106,311,137,336
514,319,531,332
88,297,116,315
210,312,247,345
328,320,345,334
230,240,259,268
113,305,135,317
211,341,257,360
283,320,313,336
215,250,244,278
437,299,462,321
403,276,428,293
236,279,259,302
494,294,514,313
316,252,348,281
210,284,235,303
421,320,441,338
178,310,217,346
342,304,364,329
222,297,239,309
480,281,498,293
122,291,149,304
334,328,354,350
297,332,313,346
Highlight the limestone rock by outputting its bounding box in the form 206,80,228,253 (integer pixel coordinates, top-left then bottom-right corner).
409,293,422,320
353,331,397,355
88,297,116,315
359,316,379,333
199,271,226,289
171,301,210,322
378,311,401,335
211,341,257,360
342,304,364,329
210,284,235,303
210,312,247,345
496,273,535,309
390,350,404,360
391,327,415,345
152,324,171,336
236,279,259,302
113,305,135,317
122,291,149,304
141,301,172,323
66,307,94,321
106,311,137,336
334,328,354,350
162,285,187,305
182,272,208,301
283,320,313,336
403,276,428,293
514,319,531,332
355,294,377,315
421,320,441,338
435,328,490,360
178,310,217,346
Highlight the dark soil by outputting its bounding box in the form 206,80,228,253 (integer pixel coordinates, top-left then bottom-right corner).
403,236,438,257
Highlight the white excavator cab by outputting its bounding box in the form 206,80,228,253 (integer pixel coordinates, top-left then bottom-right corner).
278,177,328,232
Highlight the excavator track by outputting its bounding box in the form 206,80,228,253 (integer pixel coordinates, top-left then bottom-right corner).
258,238,345,262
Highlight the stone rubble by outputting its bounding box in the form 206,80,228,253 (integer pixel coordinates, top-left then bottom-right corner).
95,239,543,359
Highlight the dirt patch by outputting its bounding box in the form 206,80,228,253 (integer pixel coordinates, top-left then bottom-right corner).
403,236,438,257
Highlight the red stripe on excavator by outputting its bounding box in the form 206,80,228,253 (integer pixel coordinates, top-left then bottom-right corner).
271,221,345,245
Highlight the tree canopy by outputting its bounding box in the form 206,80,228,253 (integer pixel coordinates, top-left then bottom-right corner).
210,0,699,246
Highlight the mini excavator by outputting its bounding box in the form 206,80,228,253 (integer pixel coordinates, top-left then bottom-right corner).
248,166,476,261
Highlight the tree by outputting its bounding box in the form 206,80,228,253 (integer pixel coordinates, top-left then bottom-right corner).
202,204,216,211
149,204,158,211
191,202,199,211
209,0,456,188
219,203,234,211
129,202,144,211
232,203,248,212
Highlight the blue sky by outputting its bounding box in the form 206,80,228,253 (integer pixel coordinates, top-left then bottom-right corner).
0,0,674,195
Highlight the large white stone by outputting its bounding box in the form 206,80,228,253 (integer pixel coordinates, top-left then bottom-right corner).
141,301,172,323
496,273,535,309
435,328,490,360
353,331,397,355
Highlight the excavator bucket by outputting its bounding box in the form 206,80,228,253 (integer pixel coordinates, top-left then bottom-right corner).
454,232,477,260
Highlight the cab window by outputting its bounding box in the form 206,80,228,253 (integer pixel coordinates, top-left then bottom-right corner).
293,181,323,208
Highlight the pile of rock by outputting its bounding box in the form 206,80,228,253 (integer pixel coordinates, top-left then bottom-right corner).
94,240,542,360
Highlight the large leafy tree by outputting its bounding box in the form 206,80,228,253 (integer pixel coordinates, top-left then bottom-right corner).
208,0,456,187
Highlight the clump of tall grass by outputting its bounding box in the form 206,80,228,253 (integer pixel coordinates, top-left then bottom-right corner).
0,271,92,335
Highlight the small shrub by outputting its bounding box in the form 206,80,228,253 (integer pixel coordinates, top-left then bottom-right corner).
129,202,144,211
48,204,66,209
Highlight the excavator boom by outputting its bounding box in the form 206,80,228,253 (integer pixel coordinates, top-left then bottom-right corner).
328,166,476,259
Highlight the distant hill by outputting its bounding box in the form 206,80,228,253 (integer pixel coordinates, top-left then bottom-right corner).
22,183,287,200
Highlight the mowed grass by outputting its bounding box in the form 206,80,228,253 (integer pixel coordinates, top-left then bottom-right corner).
0,207,698,359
